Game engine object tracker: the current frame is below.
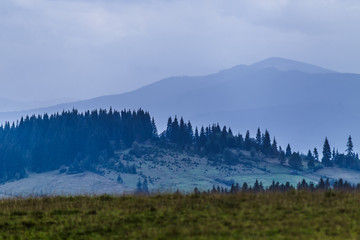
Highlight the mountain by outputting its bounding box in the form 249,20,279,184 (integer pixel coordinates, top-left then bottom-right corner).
0,57,358,153
250,57,336,74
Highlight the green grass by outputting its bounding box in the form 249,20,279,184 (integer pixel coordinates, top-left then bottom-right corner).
0,192,360,239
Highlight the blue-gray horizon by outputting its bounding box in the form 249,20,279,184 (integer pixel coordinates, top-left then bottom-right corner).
1,0,360,102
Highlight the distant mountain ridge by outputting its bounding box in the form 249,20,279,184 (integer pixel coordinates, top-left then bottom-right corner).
250,57,336,74
0,57,358,153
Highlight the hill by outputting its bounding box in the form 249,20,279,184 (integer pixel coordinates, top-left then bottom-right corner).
1,108,360,196
0,57,358,153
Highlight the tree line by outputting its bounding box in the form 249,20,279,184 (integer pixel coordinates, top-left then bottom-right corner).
164,117,279,158
163,116,360,170
0,109,157,181
191,177,360,195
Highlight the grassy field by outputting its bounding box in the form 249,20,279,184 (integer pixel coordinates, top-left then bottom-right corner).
0,192,360,239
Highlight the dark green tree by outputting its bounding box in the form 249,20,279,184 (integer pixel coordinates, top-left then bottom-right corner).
307,150,315,168
288,152,302,170
322,137,332,167
256,128,262,149
313,148,319,162
285,144,292,157
244,130,251,151
271,138,278,156
262,130,271,155
278,146,286,165
346,135,354,158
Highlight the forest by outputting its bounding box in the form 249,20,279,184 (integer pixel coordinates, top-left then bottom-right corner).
0,108,358,182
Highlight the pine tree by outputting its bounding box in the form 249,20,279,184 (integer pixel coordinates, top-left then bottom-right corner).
151,117,158,138
307,150,315,168
256,128,262,149
346,135,356,168
271,138,278,156
199,126,206,148
186,121,194,144
194,127,199,143
285,144,292,157
278,146,286,165
313,148,319,162
244,130,251,150
262,130,271,155
322,137,332,167
171,116,180,143
179,117,186,145
166,117,172,138
253,179,260,192
346,135,354,158
289,152,302,170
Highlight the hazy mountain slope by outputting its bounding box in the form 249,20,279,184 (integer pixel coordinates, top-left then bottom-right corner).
251,57,336,73
1,144,360,197
0,57,359,153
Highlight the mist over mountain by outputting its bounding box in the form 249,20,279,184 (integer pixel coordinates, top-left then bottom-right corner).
0,98,76,112
0,57,359,153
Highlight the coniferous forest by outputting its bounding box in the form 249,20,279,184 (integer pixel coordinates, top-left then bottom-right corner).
0,108,359,182
0,109,156,181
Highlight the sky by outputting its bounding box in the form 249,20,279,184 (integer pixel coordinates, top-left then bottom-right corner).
1,0,360,102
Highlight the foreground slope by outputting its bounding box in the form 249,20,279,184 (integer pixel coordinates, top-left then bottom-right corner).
0,57,359,152
0,192,359,239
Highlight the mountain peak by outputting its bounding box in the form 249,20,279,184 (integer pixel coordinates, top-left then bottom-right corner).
250,57,336,74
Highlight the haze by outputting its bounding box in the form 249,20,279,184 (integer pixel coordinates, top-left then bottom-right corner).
1,0,360,102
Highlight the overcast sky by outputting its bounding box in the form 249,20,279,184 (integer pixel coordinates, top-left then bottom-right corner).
1,0,360,102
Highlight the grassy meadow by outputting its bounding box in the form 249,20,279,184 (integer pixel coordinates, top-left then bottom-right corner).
0,192,359,239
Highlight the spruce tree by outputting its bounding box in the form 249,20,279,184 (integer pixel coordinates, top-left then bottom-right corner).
307,150,315,168
151,117,158,138
256,128,262,149
285,144,292,157
199,126,206,149
345,135,356,168
262,130,271,155
289,152,302,170
278,146,286,165
194,127,199,142
322,137,332,167
346,135,354,158
186,121,194,144
244,130,251,150
271,138,278,156
313,148,319,162
166,117,172,139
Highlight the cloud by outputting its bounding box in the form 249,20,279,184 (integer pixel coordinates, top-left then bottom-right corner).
0,0,359,102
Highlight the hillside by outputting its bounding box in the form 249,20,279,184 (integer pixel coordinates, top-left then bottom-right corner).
2,142,360,197
0,108,360,197
0,57,359,153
